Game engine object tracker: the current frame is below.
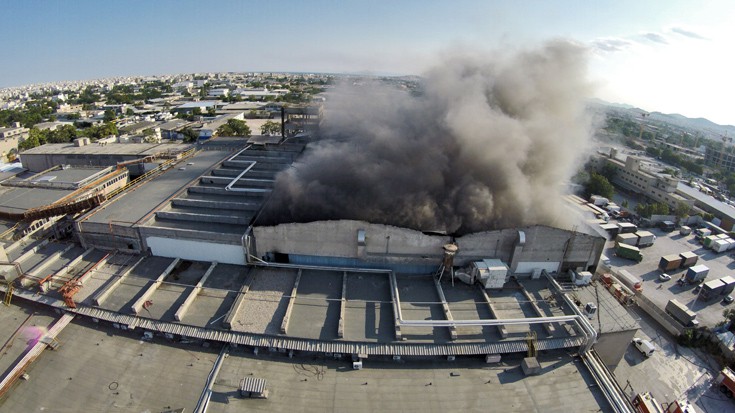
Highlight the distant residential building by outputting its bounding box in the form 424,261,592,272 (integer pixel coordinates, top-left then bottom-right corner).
0,123,29,140
207,88,230,98
198,112,245,139
173,101,223,114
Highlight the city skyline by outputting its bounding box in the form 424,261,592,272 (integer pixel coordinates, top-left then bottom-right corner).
2,0,734,125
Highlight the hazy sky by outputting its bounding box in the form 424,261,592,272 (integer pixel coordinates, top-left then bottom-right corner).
2,0,734,124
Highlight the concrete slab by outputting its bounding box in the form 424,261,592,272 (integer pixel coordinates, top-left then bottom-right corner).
184,289,237,328
343,272,394,343
207,348,613,413
0,317,217,412
288,270,342,340
442,281,499,341
99,256,175,313
0,303,58,385
395,274,450,343
231,267,296,335
75,253,140,305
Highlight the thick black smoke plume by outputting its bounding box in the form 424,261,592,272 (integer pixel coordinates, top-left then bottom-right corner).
259,41,593,234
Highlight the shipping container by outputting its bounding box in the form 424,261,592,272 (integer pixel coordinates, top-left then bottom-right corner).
659,254,683,272
678,251,699,268
685,264,709,284
635,230,656,247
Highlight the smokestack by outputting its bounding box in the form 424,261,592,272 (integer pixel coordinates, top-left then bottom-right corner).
438,243,458,284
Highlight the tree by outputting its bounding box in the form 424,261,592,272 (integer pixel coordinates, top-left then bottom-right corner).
260,120,280,135
674,202,691,220
125,108,135,117
216,119,251,137
18,129,43,150
181,127,199,143
621,200,629,208
585,172,614,199
103,109,116,122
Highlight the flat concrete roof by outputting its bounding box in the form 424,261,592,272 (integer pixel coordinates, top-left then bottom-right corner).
82,149,230,224
0,186,75,214
20,142,192,156
208,349,613,413
574,283,639,334
0,315,218,412
678,181,735,221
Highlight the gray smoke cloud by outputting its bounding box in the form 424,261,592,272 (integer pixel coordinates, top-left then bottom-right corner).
259,41,594,234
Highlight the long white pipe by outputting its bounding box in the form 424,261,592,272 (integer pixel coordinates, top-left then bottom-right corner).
398,315,579,327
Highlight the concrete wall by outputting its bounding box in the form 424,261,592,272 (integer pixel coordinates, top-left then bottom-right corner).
253,222,604,274
253,220,450,259
146,236,246,265
455,225,605,273
594,329,638,371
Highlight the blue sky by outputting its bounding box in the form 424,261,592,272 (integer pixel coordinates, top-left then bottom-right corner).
2,0,734,124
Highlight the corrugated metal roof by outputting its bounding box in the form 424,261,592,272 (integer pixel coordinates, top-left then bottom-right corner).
240,377,266,394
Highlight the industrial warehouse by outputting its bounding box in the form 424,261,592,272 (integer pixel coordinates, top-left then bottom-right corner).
0,122,655,412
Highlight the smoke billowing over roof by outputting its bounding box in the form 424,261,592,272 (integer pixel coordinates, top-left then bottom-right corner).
259,41,593,235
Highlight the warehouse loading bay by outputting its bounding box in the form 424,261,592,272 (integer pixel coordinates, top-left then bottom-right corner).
603,222,735,328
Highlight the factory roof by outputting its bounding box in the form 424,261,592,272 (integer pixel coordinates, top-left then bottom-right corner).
574,282,639,334
677,181,735,221
80,149,231,225
0,166,116,215
20,142,192,156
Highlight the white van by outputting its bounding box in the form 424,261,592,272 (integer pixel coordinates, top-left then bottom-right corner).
632,338,655,357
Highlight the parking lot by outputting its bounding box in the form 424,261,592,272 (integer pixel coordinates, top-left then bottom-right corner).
604,223,735,327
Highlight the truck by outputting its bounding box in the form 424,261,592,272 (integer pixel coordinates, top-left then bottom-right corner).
616,243,643,262
685,264,709,284
635,230,656,247
712,239,731,253
679,226,692,236
700,278,725,300
664,400,698,413
616,268,643,292
590,195,609,207
659,220,676,232
659,254,683,272
678,251,698,268
618,222,638,234
715,367,735,399
665,299,699,327
703,234,718,248
694,228,712,240
632,392,664,413
616,233,638,246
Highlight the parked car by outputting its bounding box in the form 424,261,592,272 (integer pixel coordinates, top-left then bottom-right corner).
632,338,655,357
659,273,672,281
724,295,734,304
